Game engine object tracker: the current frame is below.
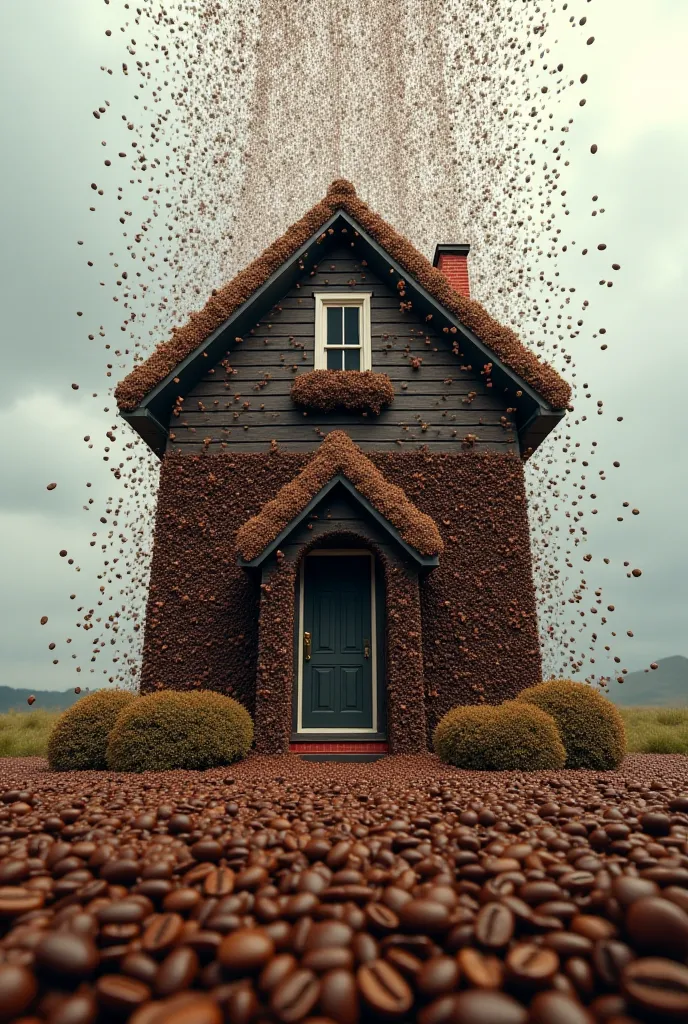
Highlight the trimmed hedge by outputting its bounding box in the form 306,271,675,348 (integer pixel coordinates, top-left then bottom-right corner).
433,701,566,771
106,690,253,772
47,689,135,771
517,679,627,770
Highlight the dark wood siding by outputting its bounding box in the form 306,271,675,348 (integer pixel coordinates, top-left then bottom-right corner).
167,242,518,454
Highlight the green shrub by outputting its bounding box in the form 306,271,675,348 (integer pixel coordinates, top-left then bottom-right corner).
433,701,566,771
47,690,135,770
106,690,253,772
640,732,688,755
517,679,626,770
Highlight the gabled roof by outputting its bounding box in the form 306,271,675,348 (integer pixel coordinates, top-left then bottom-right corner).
236,431,443,566
116,179,569,456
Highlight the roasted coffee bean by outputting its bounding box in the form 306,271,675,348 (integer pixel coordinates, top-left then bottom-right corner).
415,954,461,997
96,974,151,1014
141,913,184,956
398,898,451,935
35,932,99,979
258,953,299,993
302,946,354,972
474,902,514,950
303,920,353,950
528,991,596,1024
457,948,503,989
0,963,37,1022
358,959,413,1017
365,902,400,934
625,896,688,958
121,951,159,985
270,967,320,1022
505,942,559,988
218,926,275,973
622,957,688,1017
0,886,44,918
155,946,199,996
318,967,359,1024
420,989,527,1024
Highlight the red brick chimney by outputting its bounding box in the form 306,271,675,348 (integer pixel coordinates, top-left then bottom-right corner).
432,243,470,298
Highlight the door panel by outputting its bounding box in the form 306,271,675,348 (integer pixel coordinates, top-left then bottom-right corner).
301,555,374,730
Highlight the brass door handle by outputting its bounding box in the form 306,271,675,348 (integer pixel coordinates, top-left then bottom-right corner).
364,639,370,659
304,632,312,661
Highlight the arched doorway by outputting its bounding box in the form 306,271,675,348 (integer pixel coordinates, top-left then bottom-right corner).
294,542,386,739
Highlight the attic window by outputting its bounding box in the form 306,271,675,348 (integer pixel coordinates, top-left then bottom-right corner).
314,293,371,371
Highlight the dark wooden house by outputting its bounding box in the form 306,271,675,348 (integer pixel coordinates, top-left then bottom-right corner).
116,180,569,758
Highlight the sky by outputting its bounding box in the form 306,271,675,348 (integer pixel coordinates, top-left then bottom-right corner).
0,0,686,693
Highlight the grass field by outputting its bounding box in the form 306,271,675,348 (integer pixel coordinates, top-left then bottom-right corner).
1,707,688,758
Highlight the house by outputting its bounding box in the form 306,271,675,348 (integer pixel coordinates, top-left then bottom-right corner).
116,179,570,760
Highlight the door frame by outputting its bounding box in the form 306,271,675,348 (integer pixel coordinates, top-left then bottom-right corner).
295,549,378,735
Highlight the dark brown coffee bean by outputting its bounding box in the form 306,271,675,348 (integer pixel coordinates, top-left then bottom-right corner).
35,932,99,979
162,888,202,915
351,932,378,965
365,902,399,935
416,955,460,998
302,947,354,973
202,867,234,896
304,920,353,950
259,953,299,993
131,993,223,1024
319,967,359,1024
47,989,99,1024
384,947,423,981
622,957,688,1017
141,913,184,956
612,877,659,908
570,915,617,941
474,902,514,950
626,896,688,958
457,948,502,989
0,887,44,918
270,967,320,1022
218,926,275,974
0,963,38,1022
592,940,634,989
398,899,451,935
121,951,159,986
155,946,199,996
505,943,559,988
357,959,413,1017
96,974,151,1014
528,991,595,1024
420,989,527,1024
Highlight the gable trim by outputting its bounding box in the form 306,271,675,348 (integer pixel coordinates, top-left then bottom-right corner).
237,475,439,570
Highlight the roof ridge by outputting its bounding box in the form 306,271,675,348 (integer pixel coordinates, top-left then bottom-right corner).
115,179,570,413
235,430,444,561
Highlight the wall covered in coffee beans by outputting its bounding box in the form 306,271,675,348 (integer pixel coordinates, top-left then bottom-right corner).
140,446,541,750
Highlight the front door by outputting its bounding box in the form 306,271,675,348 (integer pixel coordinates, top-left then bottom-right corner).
300,553,374,731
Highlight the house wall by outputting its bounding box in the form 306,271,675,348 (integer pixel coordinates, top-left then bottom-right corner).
165,241,519,455
140,448,541,750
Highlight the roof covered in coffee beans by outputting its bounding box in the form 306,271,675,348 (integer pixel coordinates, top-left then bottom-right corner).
236,430,444,562
115,179,570,413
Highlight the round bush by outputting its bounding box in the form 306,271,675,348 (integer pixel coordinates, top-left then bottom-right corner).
106,690,253,772
433,701,566,771
517,679,626,770
47,689,136,771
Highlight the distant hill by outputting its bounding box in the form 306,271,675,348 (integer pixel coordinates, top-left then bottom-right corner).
605,656,688,707
0,686,96,713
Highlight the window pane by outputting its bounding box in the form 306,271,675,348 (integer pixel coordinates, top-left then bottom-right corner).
344,305,360,345
344,347,360,371
326,306,343,346
327,348,343,370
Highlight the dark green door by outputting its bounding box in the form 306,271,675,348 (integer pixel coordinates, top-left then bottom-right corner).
301,555,374,730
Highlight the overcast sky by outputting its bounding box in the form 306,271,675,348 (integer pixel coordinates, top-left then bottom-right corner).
0,0,686,693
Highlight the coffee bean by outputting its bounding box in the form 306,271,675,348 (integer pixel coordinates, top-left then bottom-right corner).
47,989,99,1024
131,993,223,1024
96,974,151,1013
35,932,99,979
421,989,527,1024
416,955,461,997
270,967,320,1022
528,991,595,1024
474,902,514,950
141,913,184,956
303,920,353,950
505,943,559,988
155,946,199,996
0,887,44,918
121,951,159,985
622,957,688,1017
318,967,359,1024
626,896,688,958
365,902,399,935
358,959,413,1017
0,963,37,1022
457,948,503,989
398,899,451,935
218,927,275,974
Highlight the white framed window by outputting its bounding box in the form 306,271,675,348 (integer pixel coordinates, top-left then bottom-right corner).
314,292,372,371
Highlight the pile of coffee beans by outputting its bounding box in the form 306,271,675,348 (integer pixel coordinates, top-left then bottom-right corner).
1,752,688,1022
